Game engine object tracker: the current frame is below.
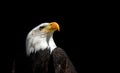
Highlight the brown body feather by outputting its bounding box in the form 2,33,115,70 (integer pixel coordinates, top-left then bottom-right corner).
13,47,77,73
52,47,77,73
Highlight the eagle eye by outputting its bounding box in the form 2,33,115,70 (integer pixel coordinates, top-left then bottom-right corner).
39,26,45,30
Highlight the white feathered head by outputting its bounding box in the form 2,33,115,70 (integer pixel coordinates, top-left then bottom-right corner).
26,22,60,56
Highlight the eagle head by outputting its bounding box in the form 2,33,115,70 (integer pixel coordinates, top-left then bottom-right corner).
26,22,60,56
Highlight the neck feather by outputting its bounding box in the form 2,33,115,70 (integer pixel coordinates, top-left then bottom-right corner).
49,36,57,53
26,33,57,56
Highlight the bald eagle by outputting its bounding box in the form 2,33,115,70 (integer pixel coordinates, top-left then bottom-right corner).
26,22,77,73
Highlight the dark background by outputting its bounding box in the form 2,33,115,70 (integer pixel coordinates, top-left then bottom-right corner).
5,14,99,73
1,1,114,73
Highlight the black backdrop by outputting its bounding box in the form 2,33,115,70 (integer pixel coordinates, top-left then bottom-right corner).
1,2,109,73
5,14,98,73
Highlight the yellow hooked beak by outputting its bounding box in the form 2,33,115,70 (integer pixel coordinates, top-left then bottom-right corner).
42,22,60,33
49,22,60,31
